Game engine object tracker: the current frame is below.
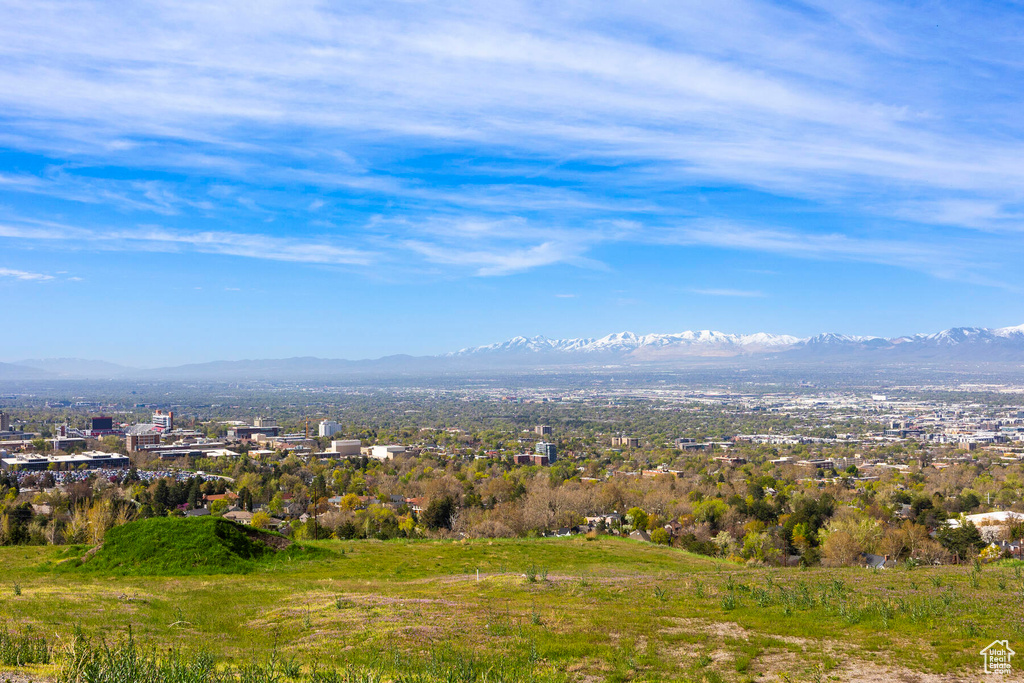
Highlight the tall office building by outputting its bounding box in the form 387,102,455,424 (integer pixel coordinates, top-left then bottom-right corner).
152,410,174,431
0,412,9,431
319,420,341,437
535,441,557,462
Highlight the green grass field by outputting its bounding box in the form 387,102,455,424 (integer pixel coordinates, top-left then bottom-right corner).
1,527,1023,681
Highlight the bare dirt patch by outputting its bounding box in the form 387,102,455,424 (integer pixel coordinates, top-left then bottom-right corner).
829,660,1018,682
664,617,753,641
239,525,292,551
0,668,52,683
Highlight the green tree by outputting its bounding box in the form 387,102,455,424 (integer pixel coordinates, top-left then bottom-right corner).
650,528,671,545
153,479,170,516
692,499,729,529
421,495,456,530
187,479,201,510
625,507,648,531
937,521,984,560
267,492,284,516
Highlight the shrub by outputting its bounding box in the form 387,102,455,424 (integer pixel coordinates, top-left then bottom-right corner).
650,528,671,545
0,625,49,666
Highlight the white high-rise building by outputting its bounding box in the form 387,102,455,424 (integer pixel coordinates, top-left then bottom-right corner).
152,410,174,432
319,420,341,438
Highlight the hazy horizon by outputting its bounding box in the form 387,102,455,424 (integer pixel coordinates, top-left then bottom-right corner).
7,320,1024,369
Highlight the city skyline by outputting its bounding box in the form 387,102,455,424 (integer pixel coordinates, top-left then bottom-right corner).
3,1,1024,364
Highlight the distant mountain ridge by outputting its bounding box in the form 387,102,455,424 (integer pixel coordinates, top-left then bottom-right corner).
13,358,136,379
451,330,801,357
3,323,1024,381
455,324,1024,358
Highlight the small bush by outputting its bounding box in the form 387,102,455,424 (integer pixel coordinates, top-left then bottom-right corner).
0,625,49,666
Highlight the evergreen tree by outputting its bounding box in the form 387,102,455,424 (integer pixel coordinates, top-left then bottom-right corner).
421,495,456,530
153,479,170,516
187,478,201,509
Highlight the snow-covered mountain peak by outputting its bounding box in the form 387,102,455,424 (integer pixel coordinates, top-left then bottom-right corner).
452,329,802,357
449,323,1024,361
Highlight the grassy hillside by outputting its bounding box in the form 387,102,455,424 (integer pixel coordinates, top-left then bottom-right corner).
1,537,1022,682
64,517,317,575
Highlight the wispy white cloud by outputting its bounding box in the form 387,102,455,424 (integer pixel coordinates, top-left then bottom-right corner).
401,239,601,277
0,0,1023,291
0,267,53,281
0,0,1022,209
126,227,374,265
664,222,956,271
0,220,375,266
659,221,1020,291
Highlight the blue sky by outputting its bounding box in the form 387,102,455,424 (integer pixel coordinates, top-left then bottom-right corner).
2,0,1024,365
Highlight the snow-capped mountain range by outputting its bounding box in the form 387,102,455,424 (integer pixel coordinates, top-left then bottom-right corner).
452,330,801,357
5,324,1024,381
452,324,1024,360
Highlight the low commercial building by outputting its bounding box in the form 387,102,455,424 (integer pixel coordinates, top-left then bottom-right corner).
325,439,361,456
0,431,35,442
0,450,130,472
52,436,87,451
947,511,1024,531
227,425,280,439
125,424,163,452
515,453,551,466
369,445,405,460
203,448,242,458
154,449,205,461
134,440,227,455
